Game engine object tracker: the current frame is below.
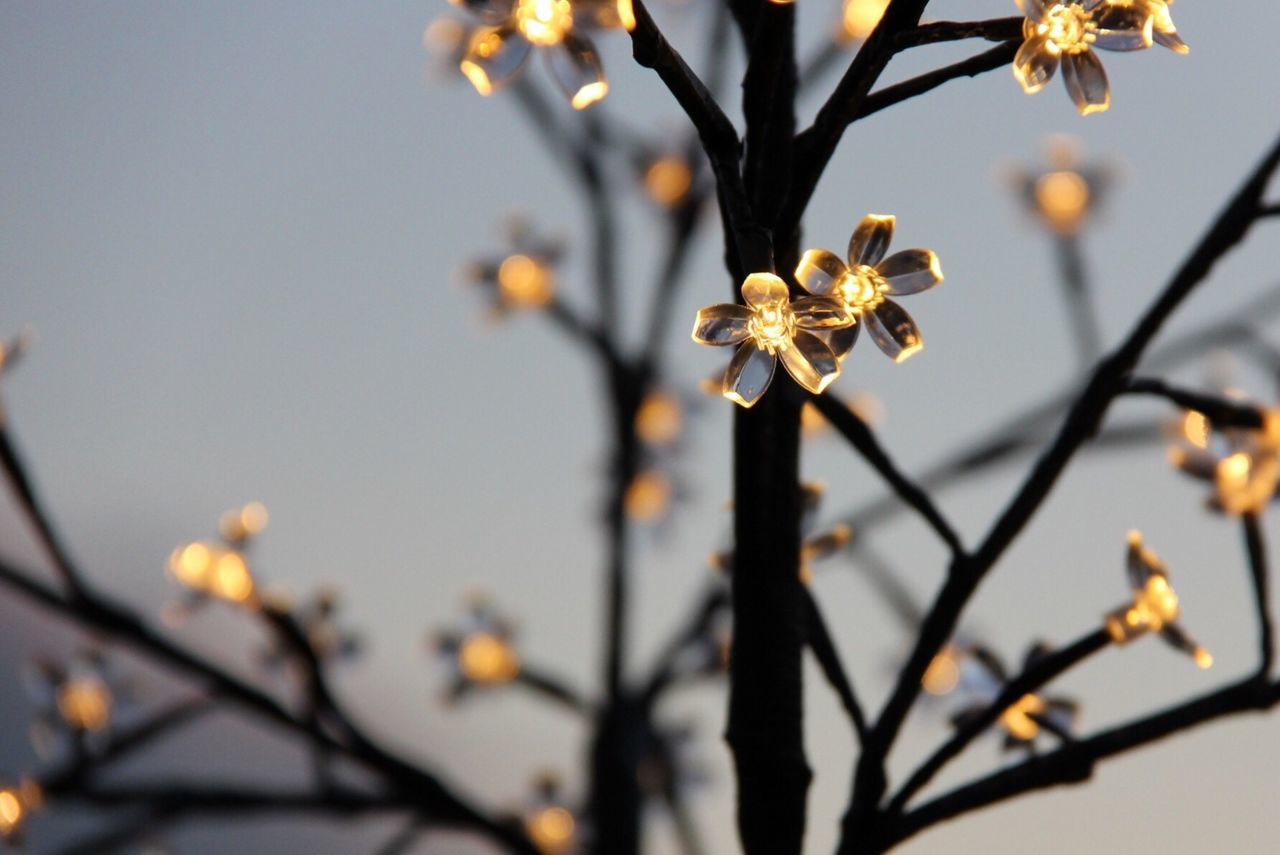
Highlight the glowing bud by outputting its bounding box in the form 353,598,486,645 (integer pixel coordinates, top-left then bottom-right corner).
458,632,520,683
526,805,576,854
999,693,1047,742
624,470,673,523
634,391,683,445
497,254,555,308
922,646,961,696
56,675,113,732
644,157,693,208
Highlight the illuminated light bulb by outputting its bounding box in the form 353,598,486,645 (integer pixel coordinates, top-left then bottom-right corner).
168,540,256,605
614,0,636,31
624,470,673,523
570,80,607,110
999,693,1047,742
1012,0,1158,116
1180,410,1211,450
1194,647,1213,669
693,273,848,408
922,647,961,696
839,0,890,41
219,501,269,542
497,254,555,308
458,632,520,683
634,391,683,445
0,790,22,839
56,675,113,732
793,214,942,364
1034,170,1090,234
211,551,255,603
1105,532,1211,666
514,0,574,46
1214,451,1279,516
644,157,693,208
170,542,212,587
526,805,575,854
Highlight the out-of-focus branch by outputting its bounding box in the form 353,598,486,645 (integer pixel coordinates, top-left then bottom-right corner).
516,665,592,715
1243,511,1274,675
1124,377,1265,429
804,589,869,745
1054,234,1103,369
852,41,1019,122
887,629,1110,815
642,585,729,705
811,393,965,556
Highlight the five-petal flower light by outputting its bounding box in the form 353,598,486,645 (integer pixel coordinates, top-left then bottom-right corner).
0,779,42,845
950,644,1078,748
692,272,849,408
454,0,635,109
1169,400,1280,516
1104,531,1212,667
1013,135,1113,236
433,597,522,702
794,214,944,363
463,217,563,320
1013,0,1162,115
523,774,577,855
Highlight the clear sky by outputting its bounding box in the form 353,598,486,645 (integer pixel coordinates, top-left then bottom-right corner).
1,1,1279,853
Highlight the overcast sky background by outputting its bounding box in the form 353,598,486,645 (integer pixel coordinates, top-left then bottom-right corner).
2,1,1280,853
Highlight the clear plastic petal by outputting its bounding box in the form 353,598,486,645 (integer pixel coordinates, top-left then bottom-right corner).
792,296,852,330
1153,28,1189,55
1062,50,1110,116
1091,6,1154,51
847,215,895,267
866,299,923,362
723,343,776,409
803,525,852,561
794,249,849,296
1012,36,1058,95
827,322,860,360
780,331,841,394
460,25,532,96
692,304,753,346
545,33,608,110
1159,622,1211,667
876,249,944,295
1014,0,1048,24
573,0,636,30
741,272,790,309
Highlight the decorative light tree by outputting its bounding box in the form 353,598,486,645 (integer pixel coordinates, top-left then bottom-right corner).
1,1,1280,854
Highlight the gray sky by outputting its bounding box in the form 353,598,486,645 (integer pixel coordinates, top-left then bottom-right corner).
2,1,1280,852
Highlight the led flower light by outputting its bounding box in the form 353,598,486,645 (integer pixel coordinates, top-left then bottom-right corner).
922,644,964,696
634,389,684,446
166,502,267,610
794,214,943,363
523,774,576,855
462,218,563,320
837,0,891,43
624,469,675,523
950,644,1078,749
692,273,850,408
1013,136,1113,236
1104,531,1212,667
454,0,635,109
433,597,522,701
1012,0,1161,115
641,152,695,209
0,779,41,844
23,650,131,761
1169,401,1280,516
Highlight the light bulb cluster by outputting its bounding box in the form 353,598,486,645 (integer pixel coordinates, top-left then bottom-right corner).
694,215,943,408
1013,0,1187,115
166,502,268,610
448,0,635,109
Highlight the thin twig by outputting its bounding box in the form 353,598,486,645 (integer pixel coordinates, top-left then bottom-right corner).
1243,511,1274,676
515,665,592,715
1124,376,1265,429
812,392,965,556
1054,234,1104,370
804,588,869,745
852,41,1019,122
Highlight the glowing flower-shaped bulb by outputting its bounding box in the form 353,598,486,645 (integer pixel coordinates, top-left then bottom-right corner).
922,644,963,696
56,671,113,733
951,644,1077,749
794,215,943,363
1013,0,1161,115
434,598,521,700
838,0,891,42
692,273,849,408
463,218,563,320
634,390,684,446
643,155,694,208
457,0,633,108
0,779,40,843
168,541,257,605
524,775,576,855
1169,399,1280,517
625,469,674,523
1013,136,1113,236
1104,531,1212,667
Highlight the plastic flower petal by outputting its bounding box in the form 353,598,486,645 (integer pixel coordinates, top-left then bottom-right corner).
545,32,608,109
1104,531,1212,667
1168,396,1280,516
460,24,533,95
795,214,942,363
693,272,850,407
950,642,1077,749
1012,0,1161,115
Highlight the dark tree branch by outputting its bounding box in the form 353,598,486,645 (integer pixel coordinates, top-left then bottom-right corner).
0,423,88,595
886,677,1280,850
812,392,965,556
1054,234,1104,370
1124,377,1265,430
852,41,1019,122
515,665,592,716
804,588,869,745
642,585,729,706
1243,511,1274,676
845,130,1280,842
895,18,1025,48
888,629,1111,815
